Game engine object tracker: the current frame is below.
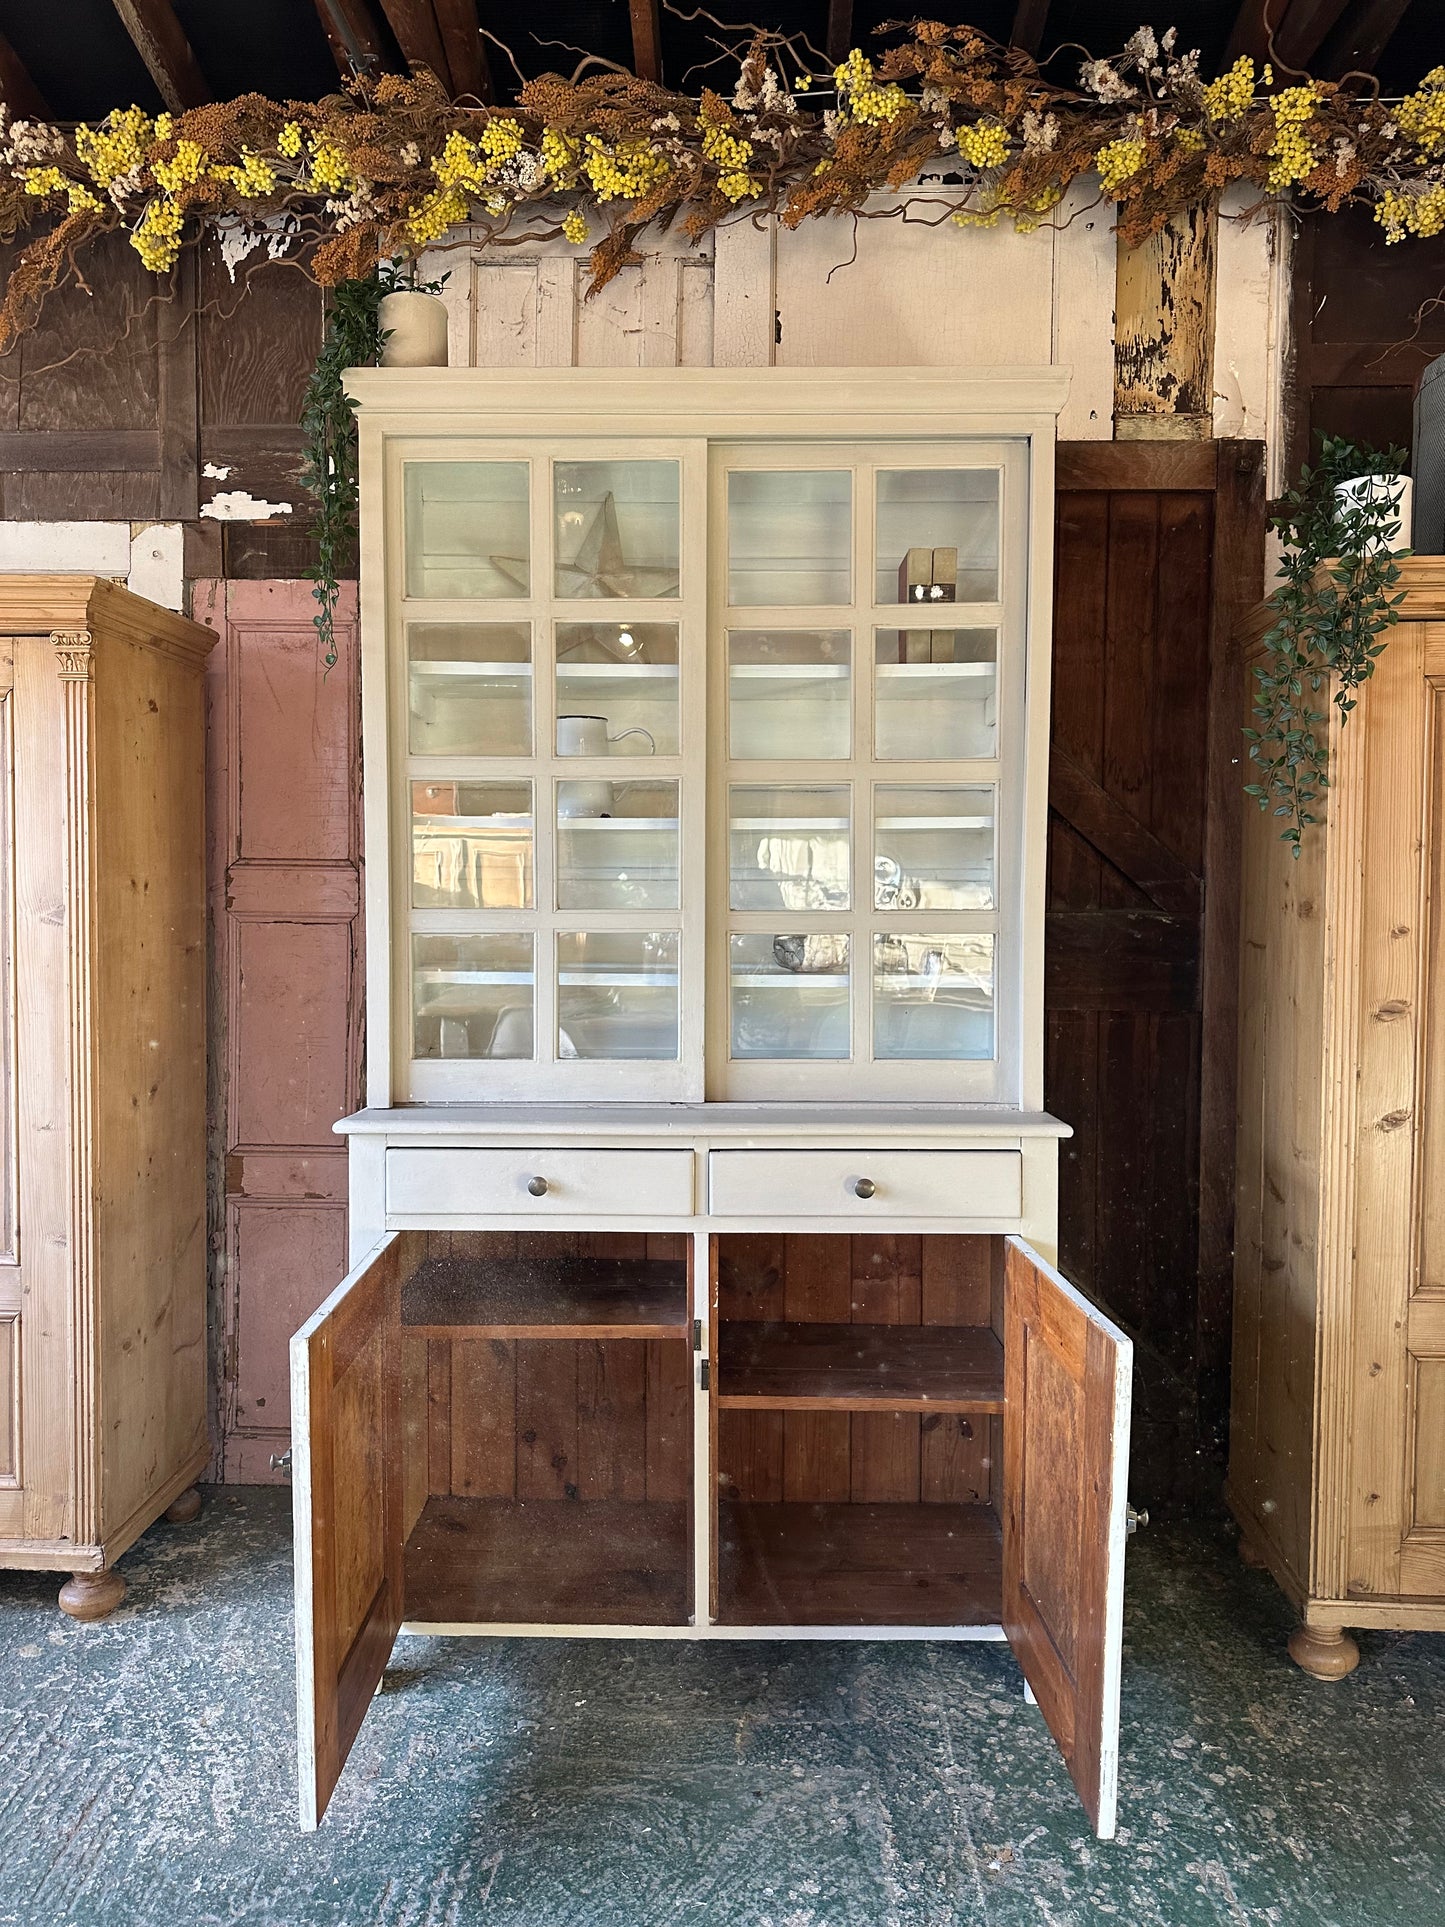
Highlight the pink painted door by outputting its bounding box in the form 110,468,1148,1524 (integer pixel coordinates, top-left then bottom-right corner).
196,581,362,1482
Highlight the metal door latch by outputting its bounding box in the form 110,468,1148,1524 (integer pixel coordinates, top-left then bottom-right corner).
1126,1503,1149,1535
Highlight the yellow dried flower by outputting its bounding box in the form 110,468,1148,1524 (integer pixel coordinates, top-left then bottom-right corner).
1174,125,1206,152
1376,183,1445,242
307,135,351,194
75,106,152,189
405,183,469,245
22,165,67,196
1267,85,1321,189
957,121,1008,170
540,128,579,188
581,133,667,203
1095,137,1148,194
277,121,303,159
1398,67,1445,158
152,138,207,194
833,49,907,126
1202,56,1264,123
219,148,278,197
132,196,184,271
561,208,588,245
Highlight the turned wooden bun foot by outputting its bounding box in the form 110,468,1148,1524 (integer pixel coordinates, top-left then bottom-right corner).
57,1568,127,1622
1288,1624,1360,1680
165,1485,203,1525
1237,1535,1268,1570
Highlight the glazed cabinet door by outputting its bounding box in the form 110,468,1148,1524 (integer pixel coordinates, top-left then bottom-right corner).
291,1233,412,1830
1003,1237,1133,1840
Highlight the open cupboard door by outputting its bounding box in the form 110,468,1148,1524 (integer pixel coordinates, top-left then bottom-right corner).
1003,1237,1133,1840
291,1235,409,1830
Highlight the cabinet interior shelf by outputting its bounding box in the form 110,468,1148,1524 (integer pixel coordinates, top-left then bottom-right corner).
874,662,994,681
557,663,679,679
717,1500,1001,1627
732,817,850,831
731,972,849,988
401,1253,688,1338
560,817,679,831
717,1321,1003,1412
411,661,532,680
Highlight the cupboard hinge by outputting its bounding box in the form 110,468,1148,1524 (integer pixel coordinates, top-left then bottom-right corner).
699,1359,710,1390
693,1318,702,1352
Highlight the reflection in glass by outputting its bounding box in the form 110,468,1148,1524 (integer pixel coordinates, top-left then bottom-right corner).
875,469,999,604
410,780,532,910
874,630,997,760
728,470,851,606
729,785,851,911
873,932,995,1060
730,932,850,1060
557,931,679,1059
556,779,679,910
404,462,530,599
407,622,531,757
728,630,850,761
556,621,679,756
553,461,680,598
874,785,996,910
413,932,534,1060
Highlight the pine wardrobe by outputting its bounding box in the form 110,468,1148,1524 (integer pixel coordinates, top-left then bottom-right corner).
291,368,1139,1836
0,577,214,1620
1230,557,1445,1677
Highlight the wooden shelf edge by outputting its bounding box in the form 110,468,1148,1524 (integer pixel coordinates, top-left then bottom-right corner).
406,1319,689,1341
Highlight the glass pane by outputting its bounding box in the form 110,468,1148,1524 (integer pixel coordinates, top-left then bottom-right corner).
407,622,531,757
876,470,999,605
553,461,679,598
413,932,534,1060
874,785,995,911
874,630,997,760
729,785,851,911
557,931,679,1059
730,932,850,1060
873,932,995,1060
404,462,529,599
728,630,850,761
411,780,532,910
728,471,851,606
557,779,679,910
556,621,679,757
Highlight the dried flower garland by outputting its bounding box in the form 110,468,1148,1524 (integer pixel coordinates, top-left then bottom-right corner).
3,22,1445,350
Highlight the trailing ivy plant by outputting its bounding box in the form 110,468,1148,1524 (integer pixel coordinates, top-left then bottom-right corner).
1244,436,1410,854
299,259,447,668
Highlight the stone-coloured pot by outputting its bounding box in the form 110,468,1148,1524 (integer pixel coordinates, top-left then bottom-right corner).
378,290,449,368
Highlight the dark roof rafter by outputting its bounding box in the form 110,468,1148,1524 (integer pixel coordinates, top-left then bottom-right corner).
311,0,388,77
432,0,493,101
825,0,852,65
629,0,661,84
1010,0,1051,56
1227,0,1357,69
1317,0,1411,78
376,0,451,89
0,29,48,117
110,0,212,110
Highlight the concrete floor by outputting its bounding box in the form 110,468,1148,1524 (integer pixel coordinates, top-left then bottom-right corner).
2,1489,1443,1926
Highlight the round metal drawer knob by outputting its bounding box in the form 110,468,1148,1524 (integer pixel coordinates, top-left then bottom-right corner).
527,1175,549,1197
853,1177,877,1199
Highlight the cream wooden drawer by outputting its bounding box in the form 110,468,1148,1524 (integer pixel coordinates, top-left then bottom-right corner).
385,1147,695,1217
707,1148,1021,1220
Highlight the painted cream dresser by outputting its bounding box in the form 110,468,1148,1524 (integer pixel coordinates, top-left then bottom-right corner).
1230,558,1445,1677
0,577,214,1619
291,369,1137,1836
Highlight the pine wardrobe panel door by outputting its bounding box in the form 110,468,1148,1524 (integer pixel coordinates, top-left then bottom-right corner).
1002,1237,1133,1840
291,1233,412,1830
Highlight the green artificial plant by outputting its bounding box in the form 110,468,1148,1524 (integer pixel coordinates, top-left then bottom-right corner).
299,260,446,668
1244,435,1410,853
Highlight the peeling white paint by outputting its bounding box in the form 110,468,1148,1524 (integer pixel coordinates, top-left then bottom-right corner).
202,461,234,480
201,491,295,522
128,522,185,610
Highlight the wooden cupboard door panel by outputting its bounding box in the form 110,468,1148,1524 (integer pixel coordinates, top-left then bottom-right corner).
0,1311,17,1485
291,1233,410,1832
1003,1236,1132,1841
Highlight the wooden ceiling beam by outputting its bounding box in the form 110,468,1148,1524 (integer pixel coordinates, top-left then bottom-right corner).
629,0,662,83
1227,0,1357,68
0,31,49,118
376,0,452,91
432,0,493,101
825,0,853,65
110,0,211,110
311,0,388,78
1317,0,1412,77
1010,0,1051,56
